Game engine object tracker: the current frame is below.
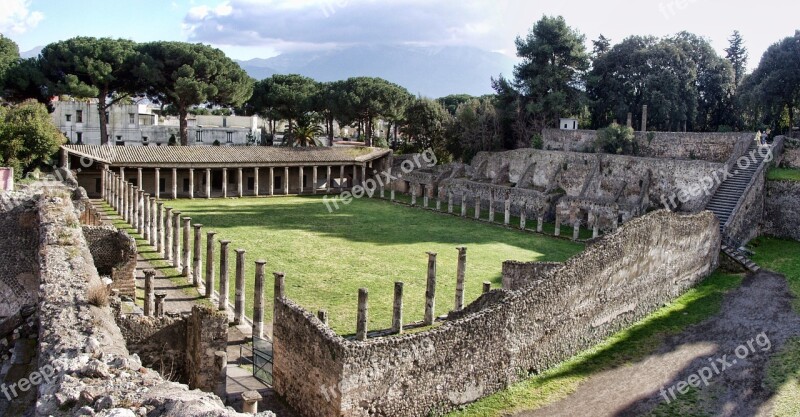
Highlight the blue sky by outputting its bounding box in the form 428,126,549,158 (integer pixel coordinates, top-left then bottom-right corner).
3,0,798,70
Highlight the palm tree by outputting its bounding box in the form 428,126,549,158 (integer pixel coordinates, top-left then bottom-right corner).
286,121,324,147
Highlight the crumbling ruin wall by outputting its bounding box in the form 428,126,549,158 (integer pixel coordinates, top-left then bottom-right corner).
0,192,40,318
501,261,562,291
273,210,720,417
116,315,188,382
763,180,800,241
82,225,137,297
541,129,753,163
186,306,229,392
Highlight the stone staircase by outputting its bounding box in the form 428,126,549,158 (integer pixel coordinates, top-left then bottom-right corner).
720,244,761,273
705,142,767,234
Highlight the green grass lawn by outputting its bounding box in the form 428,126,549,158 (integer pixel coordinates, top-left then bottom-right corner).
161,195,583,335
768,167,800,182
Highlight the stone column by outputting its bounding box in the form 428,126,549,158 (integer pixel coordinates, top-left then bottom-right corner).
356,288,368,341
219,240,231,311
422,185,429,208
461,195,467,217
205,168,211,199
317,310,328,326
101,167,108,200
339,165,345,191
137,168,143,189
193,224,203,287
156,203,164,255
424,252,437,326
326,166,332,192
298,166,304,194
171,168,177,200
189,169,195,199
352,165,359,187
410,184,417,206
488,191,495,223
573,222,580,241
182,217,191,277
142,192,150,240
455,247,467,311
593,220,600,239
520,204,527,230
214,351,227,399
253,167,259,197
154,168,160,199
361,166,367,189
392,281,403,334
222,168,228,198
474,195,481,220
273,272,285,301
641,104,648,132
504,195,511,226
131,186,139,229
312,166,318,194
120,166,126,183
149,197,157,246
234,249,246,325
447,193,453,213
436,193,441,211
390,188,395,201
253,260,266,338
129,184,135,224
144,270,156,317
627,112,633,129
241,391,263,415
269,167,275,196
483,282,492,293
554,213,561,237
164,207,172,261
205,231,217,298
237,168,243,197
172,211,181,269
283,167,289,195
537,215,544,233
154,292,167,317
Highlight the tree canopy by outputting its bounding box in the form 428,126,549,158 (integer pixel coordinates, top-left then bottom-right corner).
0,34,20,94
0,100,64,178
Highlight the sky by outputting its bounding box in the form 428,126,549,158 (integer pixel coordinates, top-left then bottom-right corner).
2,0,797,70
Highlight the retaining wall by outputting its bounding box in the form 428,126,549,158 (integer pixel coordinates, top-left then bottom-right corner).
763,180,800,241
83,225,137,297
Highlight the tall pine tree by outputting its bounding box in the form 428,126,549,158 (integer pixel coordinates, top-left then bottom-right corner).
725,30,748,86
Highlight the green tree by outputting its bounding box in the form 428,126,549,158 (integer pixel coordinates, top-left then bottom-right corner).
591,34,611,59
286,118,324,147
725,30,748,87
137,41,254,145
336,77,412,146
594,123,637,155
3,58,49,104
437,94,474,116
447,97,502,162
512,16,589,133
401,98,451,160
267,74,318,133
0,34,20,94
40,37,140,145
0,100,64,178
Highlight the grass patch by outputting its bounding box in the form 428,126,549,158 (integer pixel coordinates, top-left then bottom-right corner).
749,237,800,312
447,271,743,417
165,195,583,334
768,167,800,182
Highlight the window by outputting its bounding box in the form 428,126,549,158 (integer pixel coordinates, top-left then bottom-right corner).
76,132,83,145
115,141,125,146
116,136,122,141
142,136,149,143
222,117,227,128
66,114,72,122
226,132,234,143
76,110,83,123
129,113,135,124
195,131,203,143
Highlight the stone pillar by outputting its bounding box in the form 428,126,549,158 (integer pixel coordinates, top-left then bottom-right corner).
283,167,289,195
144,270,156,317
154,168,160,199
326,166,332,192
356,288,368,341
219,240,231,311
483,282,491,294
136,189,144,234
504,195,511,226
641,104,648,132
171,168,177,200
627,112,633,129
189,169,195,199
214,351,227,399
390,188,395,201
253,167,260,196
143,192,150,241
423,185,429,208
137,168,143,190
353,165,358,187
269,167,275,196
234,249,246,325
520,204,527,230
474,196,481,220
455,247,467,311
164,207,173,261
312,166,318,194
461,195,467,217
424,252,437,326
488,192,495,223
154,291,167,317
593,221,599,238
298,166,304,194
241,391,263,415
573,222,580,241
205,168,211,199
149,197,157,246
554,214,561,236
392,281,403,334
237,168,243,198
361,165,367,189
317,310,328,326
131,186,139,229
253,260,266,338
120,166,126,183
101,167,108,200
339,165,345,191
172,211,181,269
447,193,453,213
129,184,135,224
435,193,441,211
537,215,544,233
193,224,203,287
205,231,217,298
156,203,164,255
273,272,285,301
222,168,228,198
410,184,417,206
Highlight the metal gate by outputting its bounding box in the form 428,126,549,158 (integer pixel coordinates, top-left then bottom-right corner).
252,336,274,385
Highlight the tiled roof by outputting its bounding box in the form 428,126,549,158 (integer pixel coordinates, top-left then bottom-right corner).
62,145,391,167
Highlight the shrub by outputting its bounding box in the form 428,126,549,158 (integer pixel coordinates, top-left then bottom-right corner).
531,133,543,149
168,134,177,146
595,123,637,155
87,281,110,307
212,139,221,146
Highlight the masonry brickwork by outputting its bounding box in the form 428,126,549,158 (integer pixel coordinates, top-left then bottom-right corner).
83,225,138,297
763,180,800,241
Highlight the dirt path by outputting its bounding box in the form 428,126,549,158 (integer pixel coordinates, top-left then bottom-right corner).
513,271,800,417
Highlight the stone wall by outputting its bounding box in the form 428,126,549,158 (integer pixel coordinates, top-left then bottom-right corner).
501,261,563,291
763,180,800,241
273,210,720,417
116,314,188,382
0,191,40,318
186,306,229,392
541,129,753,163
82,225,137,297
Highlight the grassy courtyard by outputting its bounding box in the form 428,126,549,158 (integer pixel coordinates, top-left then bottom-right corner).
163,195,583,335
768,167,800,182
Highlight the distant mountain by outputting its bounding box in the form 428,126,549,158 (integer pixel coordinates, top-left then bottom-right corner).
20,46,43,59
236,45,517,98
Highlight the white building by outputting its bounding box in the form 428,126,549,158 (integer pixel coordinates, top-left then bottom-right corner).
51,100,261,146
559,118,579,130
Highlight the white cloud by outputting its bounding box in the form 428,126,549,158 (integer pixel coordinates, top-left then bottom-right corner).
0,0,44,34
